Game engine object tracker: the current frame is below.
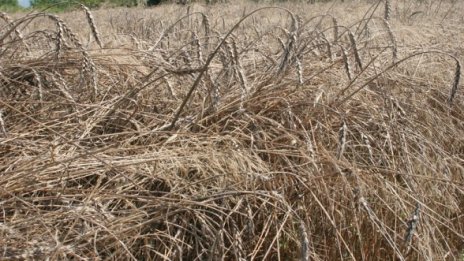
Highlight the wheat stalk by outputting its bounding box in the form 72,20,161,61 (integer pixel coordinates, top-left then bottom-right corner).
340,45,352,80
332,17,339,44
232,226,246,261
360,133,374,164
384,0,391,21
0,109,6,137
52,16,66,56
320,32,333,62
383,19,397,62
192,32,204,63
231,39,248,109
348,31,363,70
51,72,75,105
448,59,461,105
296,57,303,85
202,13,210,52
48,14,82,52
363,23,371,39
336,120,347,160
181,48,193,68
299,218,310,261
31,69,43,102
0,11,11,23
404,203,421,255
0,12,29,51
80,4,103,48
82,55,99,98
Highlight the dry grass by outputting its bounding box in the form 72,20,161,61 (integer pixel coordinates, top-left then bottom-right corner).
1,1,464,260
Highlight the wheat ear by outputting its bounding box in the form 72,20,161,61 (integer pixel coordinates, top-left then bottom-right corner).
340,45,352,80
404,203,421,254
448,59,461,105
348,31,363,70
336,120,347,160
202,13,210,52
80,4,103,48
332,17,339,43
0,109,6,137
383,19,397,61
384,0,391,21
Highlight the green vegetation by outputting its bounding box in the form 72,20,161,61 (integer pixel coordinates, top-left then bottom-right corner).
31,0,102,8
0,0,22,12
1,0,19,6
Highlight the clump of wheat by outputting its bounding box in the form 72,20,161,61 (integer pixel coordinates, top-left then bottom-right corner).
1,2,463,260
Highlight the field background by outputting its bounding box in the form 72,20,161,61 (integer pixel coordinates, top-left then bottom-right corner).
1,0,464,260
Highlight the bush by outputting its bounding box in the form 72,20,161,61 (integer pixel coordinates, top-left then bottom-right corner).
147,0,163,6
1,0,19,6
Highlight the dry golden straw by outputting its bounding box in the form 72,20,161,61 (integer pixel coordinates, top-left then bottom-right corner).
1,2,463,260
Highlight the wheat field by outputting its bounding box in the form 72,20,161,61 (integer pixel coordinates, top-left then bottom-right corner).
1,0,463,260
